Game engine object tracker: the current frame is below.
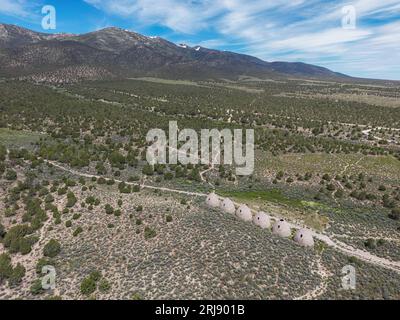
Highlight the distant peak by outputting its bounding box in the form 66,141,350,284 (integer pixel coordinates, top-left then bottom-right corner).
94,27,161,41
101,26,123,31
95,27,137,34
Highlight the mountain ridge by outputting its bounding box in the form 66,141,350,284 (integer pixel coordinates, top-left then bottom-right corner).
0,23,350,83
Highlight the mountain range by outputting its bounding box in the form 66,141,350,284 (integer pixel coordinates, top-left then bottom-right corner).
0,23,349,83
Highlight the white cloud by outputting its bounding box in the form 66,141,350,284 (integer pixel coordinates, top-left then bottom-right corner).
0,0,44,23
352,0,400,17
0,0,31,17
269,28,372,52
81,0,400,79
84,0,225,33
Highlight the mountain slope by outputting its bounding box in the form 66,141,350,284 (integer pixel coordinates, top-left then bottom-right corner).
0,23,349,83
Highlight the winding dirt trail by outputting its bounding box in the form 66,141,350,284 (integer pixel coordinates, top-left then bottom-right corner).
199,149,221,187
49,160,207,197
43,159,400,274
6,147,396,276
340,155,366,176
294,255,331,300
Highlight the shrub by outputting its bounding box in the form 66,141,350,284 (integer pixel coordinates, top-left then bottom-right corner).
30,279,44,295
142,164,154,176
5,208,16,217
89,270,102,282
104,204,114,215
3,224,32,254
164,172,174,180
131,292,142,300
0,223,5,239
97,177,106,185
72,213,81,220
85,196,96,205
326,183,336,191
113,171,121,177
65,220,72,228
383,197,396,209
0,253,13,282
66,192,77,208
276,171,284,180
36,257,54,274
166,215,173,223
129,175,140,182
9,263,26,286
144,227,156,240
38,187,49,197
65,179,76,187
73,227,83,237
80,277,96,296
366,193,376,201
54,215,61,225
345,182,353,189
19,237,33,255
44,194,54,203
5,169,17,181
98,279,111,293
58,187,67,196
44,295,62,300
389,208,400,220
43,239,61,258
334,189,344,198
118,182,131,194
347,256,361,266
377,239,386,246
106,179,115,185
364,238,377,249
378,185,387,191
322,174,331,181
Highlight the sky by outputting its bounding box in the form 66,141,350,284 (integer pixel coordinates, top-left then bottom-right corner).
0,0,399,80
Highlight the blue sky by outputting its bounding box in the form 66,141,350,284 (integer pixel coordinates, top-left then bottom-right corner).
1,0,399,80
